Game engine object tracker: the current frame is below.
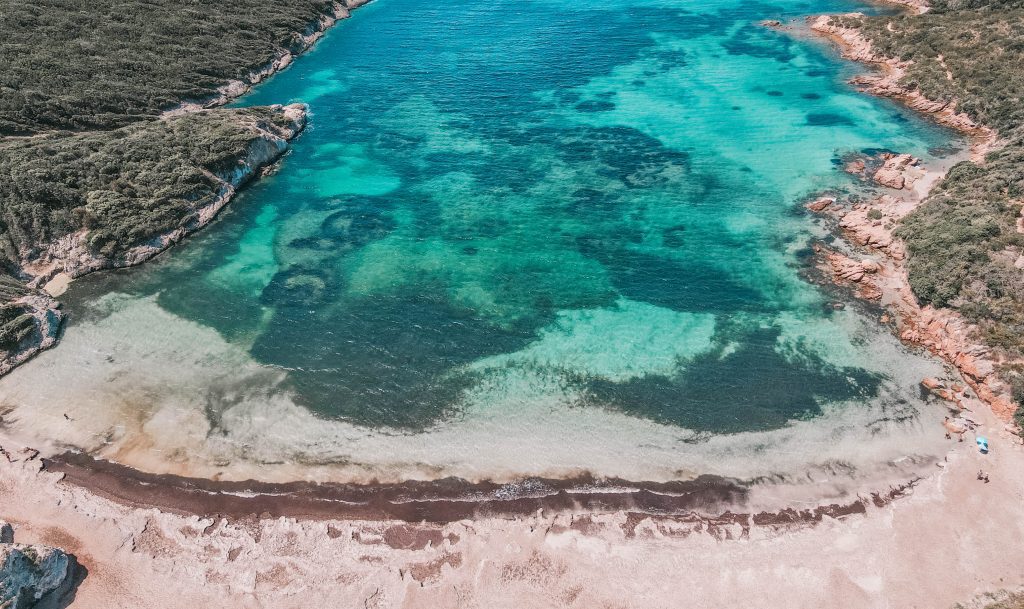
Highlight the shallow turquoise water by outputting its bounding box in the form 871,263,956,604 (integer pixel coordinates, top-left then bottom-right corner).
4,0,964,481
87,0,951,429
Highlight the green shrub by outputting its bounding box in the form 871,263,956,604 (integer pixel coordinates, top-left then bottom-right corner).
0,303,34,350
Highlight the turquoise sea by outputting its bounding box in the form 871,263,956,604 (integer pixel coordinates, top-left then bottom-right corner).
0,0,962,485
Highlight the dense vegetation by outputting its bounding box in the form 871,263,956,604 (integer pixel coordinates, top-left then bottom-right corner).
844,1,1024,410
0,0,341,134
0,108,294,270
0,276,36,350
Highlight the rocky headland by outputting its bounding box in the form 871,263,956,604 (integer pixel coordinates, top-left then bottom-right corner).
24,105,308,290
0,106,307,378
0,0,372,378
804,7,1022,429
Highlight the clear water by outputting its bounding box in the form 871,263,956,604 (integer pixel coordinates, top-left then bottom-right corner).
0,0,961,485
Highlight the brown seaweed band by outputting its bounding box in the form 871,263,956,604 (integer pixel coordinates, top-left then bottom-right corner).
43,451,917,526
44,451,745,522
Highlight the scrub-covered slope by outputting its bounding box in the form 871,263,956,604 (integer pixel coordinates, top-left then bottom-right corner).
831,0,1024,422
0,107,306,279
0,0,359,134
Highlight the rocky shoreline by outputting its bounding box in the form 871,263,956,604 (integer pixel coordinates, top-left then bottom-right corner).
804,11,1020,427
0,105,308,378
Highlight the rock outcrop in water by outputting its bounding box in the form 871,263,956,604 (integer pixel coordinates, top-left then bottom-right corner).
873,153,923,190
0,520,74,609
0,291,63,378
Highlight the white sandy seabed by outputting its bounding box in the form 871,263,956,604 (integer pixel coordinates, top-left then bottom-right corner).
0,286,956,511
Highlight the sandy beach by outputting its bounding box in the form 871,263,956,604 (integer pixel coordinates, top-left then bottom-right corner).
2,393,1022,608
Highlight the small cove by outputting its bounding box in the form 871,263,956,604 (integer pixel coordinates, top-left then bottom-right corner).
0,0,966,491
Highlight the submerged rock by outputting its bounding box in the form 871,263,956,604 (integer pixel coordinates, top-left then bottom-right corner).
818,247,884,301
806,196,835,212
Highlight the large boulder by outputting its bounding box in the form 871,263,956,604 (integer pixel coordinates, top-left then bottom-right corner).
873,153,921,190
0,542,71,609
